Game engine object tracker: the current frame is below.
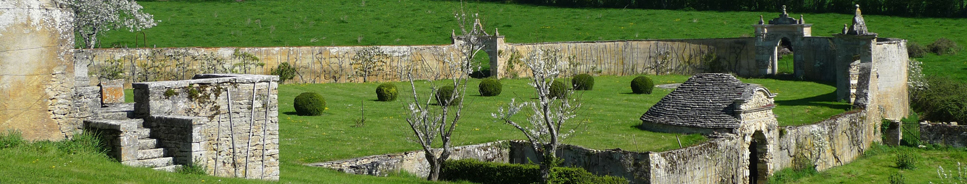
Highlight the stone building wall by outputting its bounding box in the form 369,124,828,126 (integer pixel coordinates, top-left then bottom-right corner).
0,0,77,140
871,39,909,120
133,74,279,180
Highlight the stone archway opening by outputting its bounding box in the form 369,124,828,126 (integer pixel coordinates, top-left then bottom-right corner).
749,131,769,184
775,38,795,76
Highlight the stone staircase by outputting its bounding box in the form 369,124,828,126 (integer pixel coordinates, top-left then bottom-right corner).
86,103,181,172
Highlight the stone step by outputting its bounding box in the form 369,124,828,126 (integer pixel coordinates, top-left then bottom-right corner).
137,128,151,139
138,139,157,150
137,148,165,160
153,165,182,172
138,157,173,168
94,103,136,120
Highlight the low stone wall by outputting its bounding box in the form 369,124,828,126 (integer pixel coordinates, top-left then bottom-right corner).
307,141,510,177
920,123,967,148
773,111,878,171
134,74,279,180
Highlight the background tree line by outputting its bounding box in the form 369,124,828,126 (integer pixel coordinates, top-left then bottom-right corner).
469,0,967,18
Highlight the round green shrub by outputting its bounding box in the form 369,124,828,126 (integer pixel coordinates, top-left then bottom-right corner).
571,74,594,90
376,83,398,101
478,78,502,96
907,42,928,58
927,37,961,56
435,85,461,106
549,80,569,99
293,92,326,116
631,76,655,94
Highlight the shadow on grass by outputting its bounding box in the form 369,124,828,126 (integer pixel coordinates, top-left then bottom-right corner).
774,92,851,110
283,111,299,115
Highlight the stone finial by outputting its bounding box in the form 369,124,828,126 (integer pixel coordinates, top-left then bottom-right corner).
759,15,765,24
782,5,787,15
842,24,848,34
799,14,804,24
846,4,876,36
495,28,500,36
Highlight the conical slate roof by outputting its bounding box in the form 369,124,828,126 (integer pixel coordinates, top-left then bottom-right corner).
640,73,768,129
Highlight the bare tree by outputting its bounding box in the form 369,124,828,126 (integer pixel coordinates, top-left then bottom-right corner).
402,8,488,181
492,48,580,184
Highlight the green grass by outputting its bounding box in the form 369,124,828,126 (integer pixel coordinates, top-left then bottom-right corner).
771,145,967,184
99,0,966,80
277,75,843,164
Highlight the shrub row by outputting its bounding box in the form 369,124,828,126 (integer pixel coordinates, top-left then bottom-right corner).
910,76,967,123
299,75,658,115
440,159,627,184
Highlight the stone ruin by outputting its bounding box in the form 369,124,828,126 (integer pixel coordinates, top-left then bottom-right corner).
79,74,280,180
0,1,919,183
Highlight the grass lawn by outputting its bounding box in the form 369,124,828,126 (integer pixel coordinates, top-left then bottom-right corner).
277,75,845,165
771,145,967,184
100,0,966,80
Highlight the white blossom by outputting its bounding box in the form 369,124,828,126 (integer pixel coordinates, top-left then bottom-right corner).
58,0,157,48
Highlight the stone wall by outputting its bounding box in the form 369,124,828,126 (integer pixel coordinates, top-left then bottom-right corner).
0,0,77,140
773,111,878,171
496,38,757,78
872,39,909,120
920,123,967,148
308,141,510,178
75,37,760,86
76,45,466,86
133,74,279,180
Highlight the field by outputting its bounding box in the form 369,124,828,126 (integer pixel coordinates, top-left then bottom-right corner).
101,0,967,81
19,0,967,183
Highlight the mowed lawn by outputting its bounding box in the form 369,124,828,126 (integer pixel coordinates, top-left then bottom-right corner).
277,75,846,165
102,0,967,80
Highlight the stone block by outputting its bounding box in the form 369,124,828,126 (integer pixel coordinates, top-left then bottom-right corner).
100,79,126,106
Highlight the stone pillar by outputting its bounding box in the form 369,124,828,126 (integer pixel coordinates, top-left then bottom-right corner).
0,0,76,140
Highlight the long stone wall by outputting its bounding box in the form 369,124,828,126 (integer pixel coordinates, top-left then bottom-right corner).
75,37,760,86
498,38,757,78
134,74,279,180
0,0,77,140
76,45,465,86
307,141,510,177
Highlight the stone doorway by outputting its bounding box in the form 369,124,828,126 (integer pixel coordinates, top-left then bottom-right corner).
775,38,796,76
749,131,769,184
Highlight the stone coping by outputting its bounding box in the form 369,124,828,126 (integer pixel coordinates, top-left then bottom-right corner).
133,74,278,89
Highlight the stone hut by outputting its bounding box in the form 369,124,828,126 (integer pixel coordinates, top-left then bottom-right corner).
640,73,781,183
640,73,778,135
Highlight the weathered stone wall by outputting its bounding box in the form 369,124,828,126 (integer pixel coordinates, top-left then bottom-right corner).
133,74,279,180
872,39,909,120
308,141,510,178
647,136,744,184
497,38,757,78
76,45,466,86
0,0,76,140
920,123,967,148
76,37,759,86
773,111,879,171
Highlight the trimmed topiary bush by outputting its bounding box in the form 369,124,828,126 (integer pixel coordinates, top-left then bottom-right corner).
631,76,655,94
293,92,326,116
435,85,461,106
375,83,398,101
571,74,594,90
441,159,628,184
549,80,569,99
478,78,502,96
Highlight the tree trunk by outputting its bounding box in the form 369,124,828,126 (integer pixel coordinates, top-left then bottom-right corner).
425,152,440,181
539,143,558,184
